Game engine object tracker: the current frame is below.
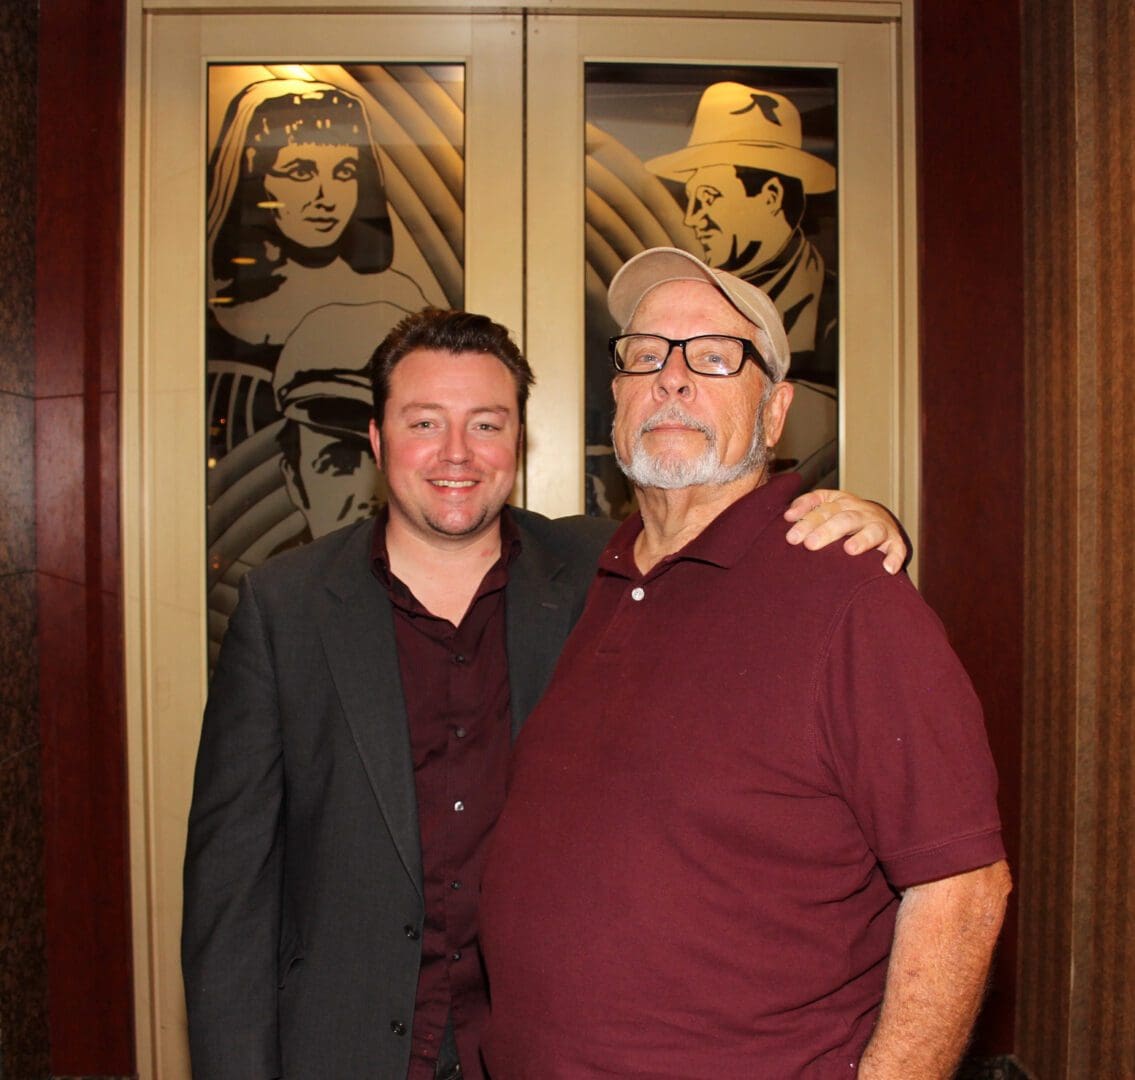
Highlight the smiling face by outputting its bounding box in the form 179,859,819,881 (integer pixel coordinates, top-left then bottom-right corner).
612,279,793,493
371,348,521,546
262,142,359,250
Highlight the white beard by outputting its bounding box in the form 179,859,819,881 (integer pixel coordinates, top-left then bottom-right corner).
614,393,771,491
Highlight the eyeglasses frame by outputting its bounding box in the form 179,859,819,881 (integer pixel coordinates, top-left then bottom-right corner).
608,333,775,383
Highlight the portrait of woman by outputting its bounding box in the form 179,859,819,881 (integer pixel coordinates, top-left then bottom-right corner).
206,77,430,357
204,66,465,659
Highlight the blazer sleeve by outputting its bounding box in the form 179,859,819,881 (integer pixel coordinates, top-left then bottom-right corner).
182,571,286,1079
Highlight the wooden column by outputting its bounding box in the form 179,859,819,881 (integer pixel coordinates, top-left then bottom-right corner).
1018,0,1135,1074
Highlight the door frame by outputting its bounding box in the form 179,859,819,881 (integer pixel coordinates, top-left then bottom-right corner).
121,2,916,1076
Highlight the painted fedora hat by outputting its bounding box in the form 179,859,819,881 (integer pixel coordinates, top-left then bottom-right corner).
646,82,836,195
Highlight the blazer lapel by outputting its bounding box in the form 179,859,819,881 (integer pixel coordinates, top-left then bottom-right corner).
506,533,579,739
315,525,423,896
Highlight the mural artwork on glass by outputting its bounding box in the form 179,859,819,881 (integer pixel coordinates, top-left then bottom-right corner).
584,65,838,518
206,63,465,660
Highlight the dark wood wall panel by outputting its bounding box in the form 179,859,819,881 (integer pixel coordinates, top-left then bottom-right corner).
1078,0,1135,1070
1018,1,1076,1070
917,0,1024,1054
35,0,133,1073
1019,0,1135,1074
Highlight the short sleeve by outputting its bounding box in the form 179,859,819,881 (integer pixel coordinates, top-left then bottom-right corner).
815,574,1005,890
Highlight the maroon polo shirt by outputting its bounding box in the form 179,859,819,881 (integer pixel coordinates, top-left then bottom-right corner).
372,510,519,1080
480,475,1005,1078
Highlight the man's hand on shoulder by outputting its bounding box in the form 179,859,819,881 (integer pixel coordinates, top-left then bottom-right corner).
784,489,908,575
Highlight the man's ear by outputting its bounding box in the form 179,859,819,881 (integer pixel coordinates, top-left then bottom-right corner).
763,381,795,448
760,176,784,212
369,418,383,471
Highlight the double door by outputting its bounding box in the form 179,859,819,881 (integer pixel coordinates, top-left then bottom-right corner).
129,7,909,1076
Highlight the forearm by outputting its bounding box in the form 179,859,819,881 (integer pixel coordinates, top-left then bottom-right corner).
859,860,1012,1079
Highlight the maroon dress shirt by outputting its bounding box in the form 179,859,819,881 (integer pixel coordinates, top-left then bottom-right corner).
372,511,520,1079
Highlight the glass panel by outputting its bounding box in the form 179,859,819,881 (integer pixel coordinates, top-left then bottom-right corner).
204,63,465,660
584,64,838,518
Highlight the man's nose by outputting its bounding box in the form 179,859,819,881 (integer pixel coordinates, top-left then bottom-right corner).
653,344,694,399
683,198,703,227
440,426,472,462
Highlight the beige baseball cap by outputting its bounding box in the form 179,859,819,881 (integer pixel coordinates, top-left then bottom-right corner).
607,246,791,382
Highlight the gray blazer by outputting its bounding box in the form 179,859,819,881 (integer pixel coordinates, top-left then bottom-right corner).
182,508,614,1079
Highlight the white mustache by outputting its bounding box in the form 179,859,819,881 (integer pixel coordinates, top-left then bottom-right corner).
640,405,714,440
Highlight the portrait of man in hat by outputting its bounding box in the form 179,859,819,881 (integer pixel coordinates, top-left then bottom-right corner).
272,301,400,541
647,81,838,385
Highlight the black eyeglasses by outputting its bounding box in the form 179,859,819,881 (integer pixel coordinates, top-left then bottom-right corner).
609,334,774,381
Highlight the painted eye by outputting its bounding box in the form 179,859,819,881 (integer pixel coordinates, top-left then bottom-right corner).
313,439,366,476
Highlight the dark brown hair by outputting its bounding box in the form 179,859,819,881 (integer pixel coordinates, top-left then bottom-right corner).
370,308,534,425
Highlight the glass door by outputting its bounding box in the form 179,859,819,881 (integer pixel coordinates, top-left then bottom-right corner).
524,14,911,520
129,13,524,1076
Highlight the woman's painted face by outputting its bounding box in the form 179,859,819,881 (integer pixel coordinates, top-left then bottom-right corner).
262,143,359,250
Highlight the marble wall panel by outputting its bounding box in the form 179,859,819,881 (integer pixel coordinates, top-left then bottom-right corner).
0,394,35,574
1,0,46,1076
0,0,35,399
0,573,37,762
0,744,49,1080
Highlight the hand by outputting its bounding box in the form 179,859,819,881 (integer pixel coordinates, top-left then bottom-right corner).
784,489,908,575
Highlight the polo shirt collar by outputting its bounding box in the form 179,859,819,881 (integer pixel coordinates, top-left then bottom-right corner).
599,473,803,578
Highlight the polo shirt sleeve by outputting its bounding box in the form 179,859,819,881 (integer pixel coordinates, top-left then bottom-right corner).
814,574,1006,891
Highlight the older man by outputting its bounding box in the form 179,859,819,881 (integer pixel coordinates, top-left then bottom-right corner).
480,249,1010,1078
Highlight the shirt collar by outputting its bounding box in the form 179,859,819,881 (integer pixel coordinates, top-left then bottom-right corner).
598,473,803,579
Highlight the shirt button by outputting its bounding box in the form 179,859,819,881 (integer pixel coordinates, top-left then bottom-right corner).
454,726,467,739
631,586,645,601
451,950,462,961
454,800,465,812
391,1020,407,1036
453,653,466,664
403,924,420,940
450,880,462,890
